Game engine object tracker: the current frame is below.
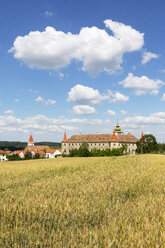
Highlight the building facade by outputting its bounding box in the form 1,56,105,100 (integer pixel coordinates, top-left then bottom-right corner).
61,123,138,155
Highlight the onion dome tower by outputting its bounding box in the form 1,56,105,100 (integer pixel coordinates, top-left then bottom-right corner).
114,122,123,134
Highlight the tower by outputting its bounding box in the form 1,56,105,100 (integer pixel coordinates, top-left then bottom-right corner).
62,132,67,142
28,134,34,146
114,122,123,134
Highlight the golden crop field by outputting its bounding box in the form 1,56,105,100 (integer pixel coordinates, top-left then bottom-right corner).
1,155,165,247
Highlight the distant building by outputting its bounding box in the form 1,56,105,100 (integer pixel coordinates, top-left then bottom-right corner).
13,150,26,158
31,150,46,158
61,122,138,155
0,150,8,161
46,149,62,158
24,135,49,152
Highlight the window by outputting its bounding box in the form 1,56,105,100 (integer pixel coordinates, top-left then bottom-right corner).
64,143,66,146
103,144,104,146
91,143,92,146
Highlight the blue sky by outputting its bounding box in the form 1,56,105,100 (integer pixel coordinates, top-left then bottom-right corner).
1,0,165,142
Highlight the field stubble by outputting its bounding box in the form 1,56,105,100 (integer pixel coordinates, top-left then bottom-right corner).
1,155,165,247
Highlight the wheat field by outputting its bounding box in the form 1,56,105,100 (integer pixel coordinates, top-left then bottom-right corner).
1,155,165,247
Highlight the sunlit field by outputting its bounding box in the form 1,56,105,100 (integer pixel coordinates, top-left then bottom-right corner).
1,155,165,247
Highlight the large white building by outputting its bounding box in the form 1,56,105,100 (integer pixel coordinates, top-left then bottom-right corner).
61,122,138,155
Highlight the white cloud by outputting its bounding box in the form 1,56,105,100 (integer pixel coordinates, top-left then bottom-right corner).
123,112,165,126
119,73,165,95
141,51,159,65
28,89,39,94
107,110,116,116
4,110,14,115
44,11,53,17
14,98,20,102
9,20,144,76
121,110,128,115
45,99,56,105
72,105,97,115
59,72,64,79
108,90,129,103
35,96,56,105
161,93,165,101
35,96,44,103
0,114,114,141
68,84,108,105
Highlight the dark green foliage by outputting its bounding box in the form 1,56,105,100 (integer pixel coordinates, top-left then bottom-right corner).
24,151,32,159
0,141,61,151
33,153,40,159
69,149,79,157
136,134,159,154
7,154,20,161
78,143,90,157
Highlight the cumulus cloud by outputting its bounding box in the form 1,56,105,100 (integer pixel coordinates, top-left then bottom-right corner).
68,84,108,105
0,114,115,141
123,112,165,126
119,73,165,95
141,51,159,65
107,110,116,116
121,110,128,115
161,93,165,101
4,110,14,115
9,20,144,76
108,90,129,103
72,105,97,115
35,96,56,105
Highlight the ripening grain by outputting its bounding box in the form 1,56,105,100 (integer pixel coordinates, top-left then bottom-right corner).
1,155,165,247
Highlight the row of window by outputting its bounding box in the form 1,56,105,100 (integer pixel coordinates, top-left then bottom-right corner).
64,142,136,147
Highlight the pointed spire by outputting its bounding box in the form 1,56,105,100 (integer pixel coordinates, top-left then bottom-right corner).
62,132,67,142
112,130,117,142
28,134,34,146
28,134,34,143
141,131,144,138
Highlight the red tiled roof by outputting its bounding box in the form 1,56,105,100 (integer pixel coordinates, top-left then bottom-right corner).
38,151,46,155
24,145,49,152
64,133,137,143
0,150,7,154
46,149,57,153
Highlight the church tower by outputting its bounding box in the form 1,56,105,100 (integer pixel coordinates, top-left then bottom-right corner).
28,135,34,146
114,122,123,134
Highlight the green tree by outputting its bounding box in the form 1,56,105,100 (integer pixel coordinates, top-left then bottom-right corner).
7,154,20,161
34,153,40,159
78,142,90,157
24,151,32,159
69,149,79,157
136,134,158,154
